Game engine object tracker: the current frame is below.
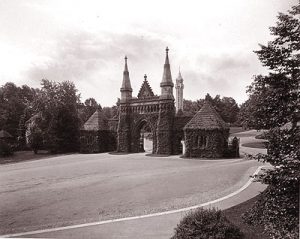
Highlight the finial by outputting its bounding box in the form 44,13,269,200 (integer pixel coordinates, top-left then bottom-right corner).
144,74,147,81
166,47,169,54
124,55,129,72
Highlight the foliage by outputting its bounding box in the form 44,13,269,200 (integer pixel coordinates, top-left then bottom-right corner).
183,94,240,124
0,83,37,138
26,114,44,154
102,106,118,119
172,207,244,239
78,98,102,126
244,128,299,238
243,4,300,239
33,79,81,153
239,4,300,130
0,141,14,157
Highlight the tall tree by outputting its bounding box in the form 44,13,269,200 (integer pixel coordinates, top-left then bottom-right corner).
34,79,81,153
244,4,300,239
0,83,36,139
242,4,300,129
183,95,240,124
78,98,101,126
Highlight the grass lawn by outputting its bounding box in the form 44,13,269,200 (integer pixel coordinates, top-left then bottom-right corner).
0,150,62,164
224,195,269,239
229,127,247,134
242,142,267,149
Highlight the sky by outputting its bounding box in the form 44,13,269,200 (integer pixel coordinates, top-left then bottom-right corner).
0,0,297,106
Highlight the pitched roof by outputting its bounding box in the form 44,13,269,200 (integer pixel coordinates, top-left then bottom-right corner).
83,110,108,131
137,76,155,98
184,101,229,130
0,129,13,138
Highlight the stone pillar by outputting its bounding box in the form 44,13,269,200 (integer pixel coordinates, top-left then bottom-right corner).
156,101,175,155
117,105,131,152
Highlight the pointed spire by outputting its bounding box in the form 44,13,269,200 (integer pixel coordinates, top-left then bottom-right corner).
160,47,174,100
120,56,132,103
165,47,170,64
161,47,174,87
124,55,128,72
121,56,132,91
177,68,183,80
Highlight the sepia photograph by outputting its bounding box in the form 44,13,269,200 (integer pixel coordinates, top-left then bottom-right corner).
0,0,299,238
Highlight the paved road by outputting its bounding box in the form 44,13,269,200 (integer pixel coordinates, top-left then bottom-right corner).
0,130,266,237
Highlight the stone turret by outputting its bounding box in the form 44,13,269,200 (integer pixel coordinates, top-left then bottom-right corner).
175,70,184,113
120,56,132,103
160,47,174,100
156,47,175,155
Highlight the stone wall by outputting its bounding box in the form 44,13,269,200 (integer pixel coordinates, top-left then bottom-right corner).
184,129,229,158
80,130,116,153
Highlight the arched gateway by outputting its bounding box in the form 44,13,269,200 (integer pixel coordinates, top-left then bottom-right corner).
80,47,238,158
117,48,176,154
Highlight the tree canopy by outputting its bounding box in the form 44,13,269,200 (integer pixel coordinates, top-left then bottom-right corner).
183,93,240,124
239,4,300,129
0,82,37,139
243,4,300,239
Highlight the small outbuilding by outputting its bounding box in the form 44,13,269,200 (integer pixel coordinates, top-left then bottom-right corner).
184,101,230,158
80,109,116,153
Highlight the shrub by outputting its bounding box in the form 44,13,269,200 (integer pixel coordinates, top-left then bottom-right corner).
171,208,244,239
0,141,14,157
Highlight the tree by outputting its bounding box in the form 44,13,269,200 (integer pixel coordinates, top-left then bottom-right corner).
183,95,240,124
183,99,202,115
34,79,81,153
212,95,240,124
0,83,36,140
78,98,101,126
26,114,44,154
241,4,299,129
102,105,118,119
243,4,300,239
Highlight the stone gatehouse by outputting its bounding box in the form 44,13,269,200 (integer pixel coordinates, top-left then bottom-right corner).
80,48,238,158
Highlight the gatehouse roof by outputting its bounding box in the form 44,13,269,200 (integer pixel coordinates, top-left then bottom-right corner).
83,109,108,131
184,101,229,130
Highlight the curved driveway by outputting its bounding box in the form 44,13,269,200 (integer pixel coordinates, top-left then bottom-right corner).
0,130,265,236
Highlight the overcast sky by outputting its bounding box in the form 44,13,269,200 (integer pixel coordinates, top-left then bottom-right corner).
0,0,297,106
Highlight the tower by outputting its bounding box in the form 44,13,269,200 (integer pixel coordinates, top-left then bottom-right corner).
175,70,184,113
117,56,132,152
120,56,132,103
160,47,174,100
156,47,175,155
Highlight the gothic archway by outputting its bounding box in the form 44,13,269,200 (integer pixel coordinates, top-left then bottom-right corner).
131,118,156,153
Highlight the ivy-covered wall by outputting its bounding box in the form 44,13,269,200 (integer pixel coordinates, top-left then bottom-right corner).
80,130,116,153
184,129,230,158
